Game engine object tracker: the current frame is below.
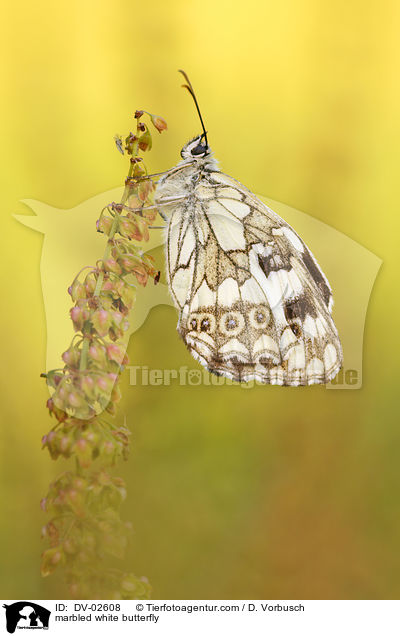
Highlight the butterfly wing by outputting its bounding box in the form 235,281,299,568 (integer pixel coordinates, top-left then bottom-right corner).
163,169,342,385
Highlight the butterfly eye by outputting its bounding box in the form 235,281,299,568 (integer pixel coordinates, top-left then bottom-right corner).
191,143,208,156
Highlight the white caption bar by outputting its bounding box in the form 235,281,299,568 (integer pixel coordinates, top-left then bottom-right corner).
1,599,398,635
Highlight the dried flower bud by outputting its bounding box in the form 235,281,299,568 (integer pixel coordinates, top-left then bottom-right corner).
132,162,146,177
138,129,152,152
134,110,144,119
125,133,137,155
150,114,167,133
135,216,150,241
137,178,154,204
46,397,67,422
132,265,148,286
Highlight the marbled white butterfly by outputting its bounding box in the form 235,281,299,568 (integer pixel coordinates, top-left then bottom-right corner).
155,71,342,385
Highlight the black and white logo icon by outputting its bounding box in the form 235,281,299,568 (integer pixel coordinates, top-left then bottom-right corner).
2,602,51,633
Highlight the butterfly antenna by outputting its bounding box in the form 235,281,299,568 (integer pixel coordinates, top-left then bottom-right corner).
178,69,208,149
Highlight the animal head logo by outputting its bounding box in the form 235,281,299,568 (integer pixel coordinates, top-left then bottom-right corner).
3,602,50,633
15,187,381,390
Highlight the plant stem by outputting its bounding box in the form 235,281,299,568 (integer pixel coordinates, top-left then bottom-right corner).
79,136,141,373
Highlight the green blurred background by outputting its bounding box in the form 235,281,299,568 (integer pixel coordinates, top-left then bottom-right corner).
1,0,399,599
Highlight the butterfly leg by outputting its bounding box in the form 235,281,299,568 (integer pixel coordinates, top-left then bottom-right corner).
122,196,186,221
133,161,195,182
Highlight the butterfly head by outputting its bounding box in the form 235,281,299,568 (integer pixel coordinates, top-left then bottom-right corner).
181,134,210,160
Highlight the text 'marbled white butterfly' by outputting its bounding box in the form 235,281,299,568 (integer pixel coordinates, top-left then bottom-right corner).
154,70,342,385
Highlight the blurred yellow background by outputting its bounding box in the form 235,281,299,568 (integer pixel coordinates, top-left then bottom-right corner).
1,0,399,599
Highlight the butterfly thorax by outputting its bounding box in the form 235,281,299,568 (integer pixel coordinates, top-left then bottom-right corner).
156,161,212,202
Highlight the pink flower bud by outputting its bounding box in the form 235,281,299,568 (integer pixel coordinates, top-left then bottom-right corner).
63,539,76,555
88,342,106,364
52,550,63,565
70,306,84,331
72,477,86,490
106,343,125,364
68,389,86,408
60,436,71,453
103,441,114,454
96,216,113,235
111,311,123,326
96,376,110,392
57,386,68,402
102,279,114,291
81,375,95,397
69,279,86,301
62,346,80,368
119,217,142,241
103,258,122,275
91,309,112,337
69,583,79,597
121,577,137,592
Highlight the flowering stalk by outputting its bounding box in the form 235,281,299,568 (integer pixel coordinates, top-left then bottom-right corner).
40,109,167,599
